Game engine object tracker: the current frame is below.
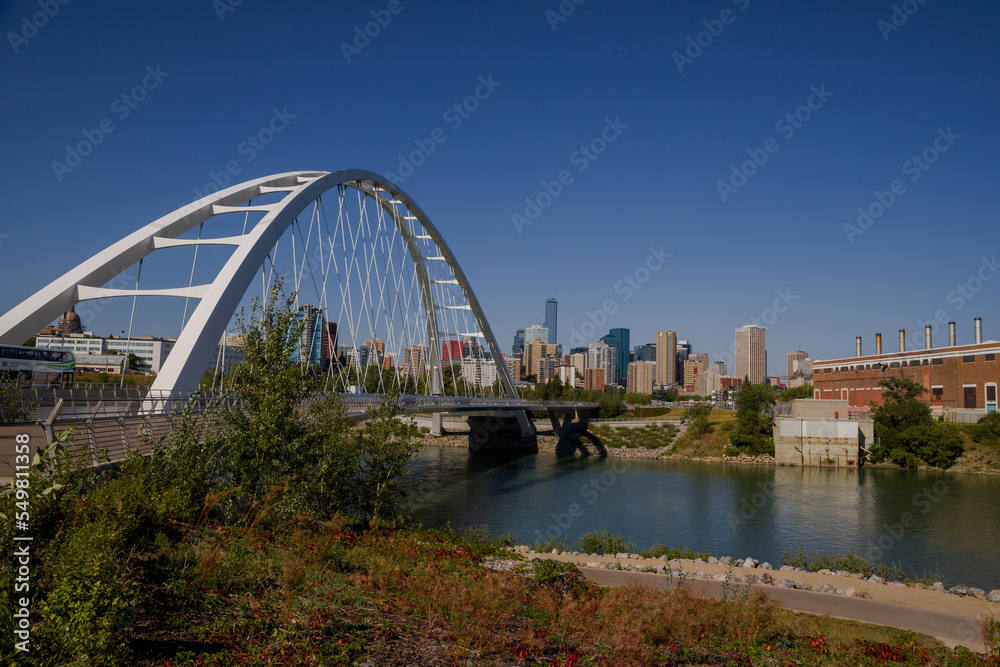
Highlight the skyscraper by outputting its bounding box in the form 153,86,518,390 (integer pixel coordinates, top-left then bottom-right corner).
544,298,558,345
524,324,548,346
512,328,525,357
655,330,677,386
605,328,630,386
736,325,767,384
787,350,808,379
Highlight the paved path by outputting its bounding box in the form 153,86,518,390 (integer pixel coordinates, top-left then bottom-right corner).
580,568,987,653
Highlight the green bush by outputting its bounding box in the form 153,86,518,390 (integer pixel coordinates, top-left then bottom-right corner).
577,529,636,555
640,542,711,560
972,411,1000,447
780,549,905,582
36,521,138,665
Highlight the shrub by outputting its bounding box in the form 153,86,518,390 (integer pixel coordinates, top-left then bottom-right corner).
578,530,636,555
640,543,711,560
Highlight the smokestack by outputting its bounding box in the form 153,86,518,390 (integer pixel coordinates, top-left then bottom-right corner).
975,317,983,344
899,329,906,353
856,336,863,357
949,322,956,347
925,325,932,350
876,333,883,355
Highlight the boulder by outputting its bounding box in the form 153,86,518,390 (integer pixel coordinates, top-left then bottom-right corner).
759,562,773,570
817,568,833,576
712,573,727,581
794,581,807,590
845,587,856,597
835,570,851,578
868,575,885,585
743,557,759,568
585,562,601,568
816,584,837,594
777,579,796,588
734,559,744,567
931,582,945,592
707,556,719,565
948,585,969,596
718,556,732,566
779,565,795,572
551,549,560,555
857,591,871,599
760,572,773,584
968,587,988,600
836,589,845,596
729,574,745,583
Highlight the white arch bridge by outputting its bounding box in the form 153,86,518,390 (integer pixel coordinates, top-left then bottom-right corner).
0,170,596,460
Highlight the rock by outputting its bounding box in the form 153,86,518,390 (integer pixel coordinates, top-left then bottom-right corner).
816,584,837,594
734,559,744,567
931,582,945,592
759,562,773,570
712,573,726,581
845,587,856,597
868,575,885,585
760,573,773,584
836,589,845,596
585,562,601,568
719,556,732,566
655,565,668,574
794,581,807,590
615,553,628,560
707,556,719,565
836,570,851,578
693,571,706,579
551,549,560,555
969,587,988,600
948,585,969,596
888,581,906,588
743,557,758,568
817,568,833,576
779,565,795,572
857,591,871,599
988,590,1000,603
515,545,530,554
729,574,745,583
777,579,796,588
630,565,642,572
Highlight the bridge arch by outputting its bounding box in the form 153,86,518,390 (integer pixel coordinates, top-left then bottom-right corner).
0,170,518,400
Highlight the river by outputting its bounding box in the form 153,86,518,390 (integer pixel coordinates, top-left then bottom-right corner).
406,446,1000,591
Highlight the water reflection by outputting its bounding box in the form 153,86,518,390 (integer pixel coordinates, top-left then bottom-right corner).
407,447,1000,589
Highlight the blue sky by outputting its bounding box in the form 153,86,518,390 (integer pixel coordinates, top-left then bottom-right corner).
1,0,998,376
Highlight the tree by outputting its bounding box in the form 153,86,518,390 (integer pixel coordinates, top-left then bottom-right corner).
729,380,776,455
686,404,713,439
870,377,962,469
780,383,813,402
127,353,143,371
653,387,679,402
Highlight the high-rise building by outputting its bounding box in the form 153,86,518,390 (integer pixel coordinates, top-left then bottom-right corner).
735,325,767,384
710,361,727,376
633,343,656,363
442,340,464,363
557,364,577,388
401,344,428,377
787,350,808,379
584,367,606,392
524,324,548,346
537,355,561,383
683,354,709,392
627,361,655,395
291,305,325,366
544,298,558,345
569,352,587,380
604,328,630,386
525,340,559,379
512,328,525,357
588,340,617,386
675,340,691,384
655,330,676,386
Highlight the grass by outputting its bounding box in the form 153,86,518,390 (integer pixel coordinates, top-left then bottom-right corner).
586,422,679,449
779,549,947,585
668,409,737,459
121,521,993,666
951,425,1000,473
640,543,712,560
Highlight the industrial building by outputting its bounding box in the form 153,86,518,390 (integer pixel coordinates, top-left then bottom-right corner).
812,318,999,420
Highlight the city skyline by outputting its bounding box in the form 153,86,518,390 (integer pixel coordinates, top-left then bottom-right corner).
1,2,997,376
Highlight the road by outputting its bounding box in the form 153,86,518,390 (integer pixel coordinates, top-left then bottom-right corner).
580,567,987,653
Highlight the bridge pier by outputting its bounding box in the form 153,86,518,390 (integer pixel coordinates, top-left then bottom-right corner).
431,412,444,436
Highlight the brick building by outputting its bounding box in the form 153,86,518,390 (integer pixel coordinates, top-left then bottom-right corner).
812,319,999,416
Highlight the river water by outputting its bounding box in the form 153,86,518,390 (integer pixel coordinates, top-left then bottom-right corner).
407,446,1000,591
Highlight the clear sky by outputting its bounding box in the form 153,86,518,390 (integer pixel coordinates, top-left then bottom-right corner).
1,0,998,376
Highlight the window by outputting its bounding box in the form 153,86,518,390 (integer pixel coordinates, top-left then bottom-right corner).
964,386,977,409
988,385,997,403
986,354,996,362
963,355,976,363
932,386,944,403
890,362,900,368
931,358,942,365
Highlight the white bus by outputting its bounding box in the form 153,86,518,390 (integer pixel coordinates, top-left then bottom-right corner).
0,344,76,387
